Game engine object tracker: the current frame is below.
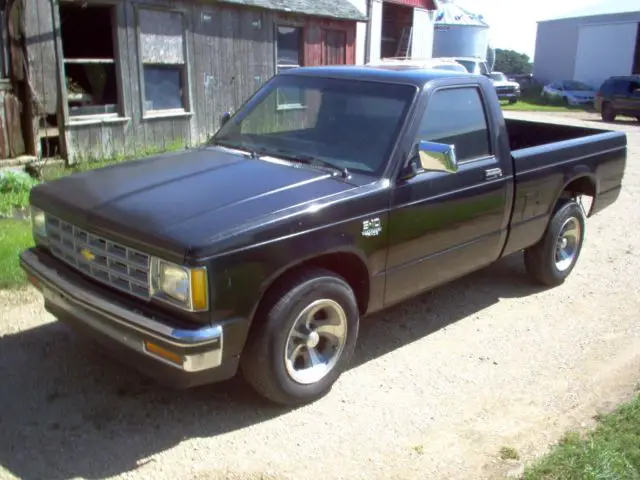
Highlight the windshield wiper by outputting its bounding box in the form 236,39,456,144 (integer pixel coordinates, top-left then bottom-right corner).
211,139,264,159
273,148,350,179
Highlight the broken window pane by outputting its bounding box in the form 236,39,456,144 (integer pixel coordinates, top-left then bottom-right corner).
59,3,119,117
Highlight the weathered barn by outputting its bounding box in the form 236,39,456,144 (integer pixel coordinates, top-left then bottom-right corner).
2,0,364,163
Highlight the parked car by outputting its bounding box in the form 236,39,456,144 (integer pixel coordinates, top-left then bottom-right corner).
509,73,544,89
488,71,521,104
594,75,640,122
444,57,491,75
542,80,596,106
366,57,467,73
20,66,627,406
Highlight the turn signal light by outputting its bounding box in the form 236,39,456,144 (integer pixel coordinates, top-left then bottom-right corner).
144,341,183,366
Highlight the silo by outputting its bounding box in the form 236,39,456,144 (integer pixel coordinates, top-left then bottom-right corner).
432,0,490,60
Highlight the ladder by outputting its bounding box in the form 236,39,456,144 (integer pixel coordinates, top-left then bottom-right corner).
395,26,413,57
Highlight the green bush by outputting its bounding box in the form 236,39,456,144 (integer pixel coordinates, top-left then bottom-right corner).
0,171,40,217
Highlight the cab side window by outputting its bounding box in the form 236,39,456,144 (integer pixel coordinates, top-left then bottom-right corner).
415,87,492,162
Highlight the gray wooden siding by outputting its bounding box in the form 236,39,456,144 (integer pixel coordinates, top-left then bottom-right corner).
24,0,289,162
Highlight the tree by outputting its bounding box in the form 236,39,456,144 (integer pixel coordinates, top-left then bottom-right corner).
493,49,533,75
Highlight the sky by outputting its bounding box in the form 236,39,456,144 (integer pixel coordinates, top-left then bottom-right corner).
453,0,633,60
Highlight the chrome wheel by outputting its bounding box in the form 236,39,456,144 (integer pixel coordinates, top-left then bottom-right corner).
555,216,581,272
284,299,348,385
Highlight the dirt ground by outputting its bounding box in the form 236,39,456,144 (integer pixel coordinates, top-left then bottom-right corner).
1,111,639,480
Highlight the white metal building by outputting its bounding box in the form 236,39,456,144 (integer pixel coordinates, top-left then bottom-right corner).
533,1,640,89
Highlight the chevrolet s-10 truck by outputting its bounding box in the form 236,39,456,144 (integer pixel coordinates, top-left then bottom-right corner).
20,66,626,405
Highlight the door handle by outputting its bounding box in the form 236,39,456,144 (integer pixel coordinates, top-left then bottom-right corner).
485,167,503,180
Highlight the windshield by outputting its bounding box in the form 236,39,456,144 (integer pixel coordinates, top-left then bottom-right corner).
211,75,417,175
456,60,476,73
562,81,592,91
490,73,507,81
433,64,466,72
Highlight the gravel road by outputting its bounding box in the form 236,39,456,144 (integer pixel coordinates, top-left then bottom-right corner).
1,111,639,480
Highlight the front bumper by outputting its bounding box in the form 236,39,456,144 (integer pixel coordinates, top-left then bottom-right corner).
497,92,520,101
19,248,239,388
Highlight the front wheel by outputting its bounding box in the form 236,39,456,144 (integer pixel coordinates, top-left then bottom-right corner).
240,268,360,406
524,200,586,287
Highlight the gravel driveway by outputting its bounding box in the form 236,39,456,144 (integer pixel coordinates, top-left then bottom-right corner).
1,111,639,480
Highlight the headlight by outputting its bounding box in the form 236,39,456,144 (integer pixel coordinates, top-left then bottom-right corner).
30,206,47,241
150,258,209,312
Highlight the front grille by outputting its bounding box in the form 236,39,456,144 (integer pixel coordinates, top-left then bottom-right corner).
496,86,516,94
45,214,151,299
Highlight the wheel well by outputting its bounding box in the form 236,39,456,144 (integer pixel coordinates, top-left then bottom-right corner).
254,253,371,321
561,176,596,199
558,176,596,215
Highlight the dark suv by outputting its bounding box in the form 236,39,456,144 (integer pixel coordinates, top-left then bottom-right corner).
595,75,640,122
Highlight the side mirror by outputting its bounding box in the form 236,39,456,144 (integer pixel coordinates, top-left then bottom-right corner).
417,140,458,174
220,112,231,128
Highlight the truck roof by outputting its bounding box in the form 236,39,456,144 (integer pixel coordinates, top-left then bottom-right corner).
279,64,473,87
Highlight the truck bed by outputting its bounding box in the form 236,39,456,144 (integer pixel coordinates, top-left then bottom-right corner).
502,117,626,258
505,118,609,151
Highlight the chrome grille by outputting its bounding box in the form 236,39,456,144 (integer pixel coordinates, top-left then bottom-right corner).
45,214,151,299
496,86,516,94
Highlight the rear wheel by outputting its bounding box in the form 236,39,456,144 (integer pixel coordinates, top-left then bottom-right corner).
601,102,616,122
509,98,518,105
240,268,360,406
524,200,586,287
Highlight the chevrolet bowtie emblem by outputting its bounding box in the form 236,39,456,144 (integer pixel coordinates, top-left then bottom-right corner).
80,248,96,262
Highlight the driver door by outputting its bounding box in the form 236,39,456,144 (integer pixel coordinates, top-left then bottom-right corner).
384,85,510,306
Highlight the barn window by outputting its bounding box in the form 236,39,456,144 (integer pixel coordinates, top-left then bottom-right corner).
59,3,120,118
275,25,304,109
137,8,188,115
324,30,347,65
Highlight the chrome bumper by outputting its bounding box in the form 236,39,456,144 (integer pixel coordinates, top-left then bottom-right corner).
20,249,224,374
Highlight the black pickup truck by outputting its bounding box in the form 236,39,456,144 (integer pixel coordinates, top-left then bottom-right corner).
20,66,626,406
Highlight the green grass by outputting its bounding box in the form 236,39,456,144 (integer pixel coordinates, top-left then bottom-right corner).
0,219,33,289
500,446,520,460
524,393,640,479
501,99,593,113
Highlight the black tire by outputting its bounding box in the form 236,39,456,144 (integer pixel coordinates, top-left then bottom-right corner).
509,98,518,105
240,267,360,406
563,96,570,106
524,199,586,287
601,102,616,122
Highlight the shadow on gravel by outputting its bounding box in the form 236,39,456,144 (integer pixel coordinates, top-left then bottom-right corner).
350,252,544,370
0,253,544,480
583,117,639,126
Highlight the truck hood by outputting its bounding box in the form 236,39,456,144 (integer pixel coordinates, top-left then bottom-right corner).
31,146,358,260
493,80,520,88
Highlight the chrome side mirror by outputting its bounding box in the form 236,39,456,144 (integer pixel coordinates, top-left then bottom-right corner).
417,140,458,174
220,112,232,128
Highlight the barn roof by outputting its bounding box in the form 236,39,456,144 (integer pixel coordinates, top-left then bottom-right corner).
218,0,368,22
